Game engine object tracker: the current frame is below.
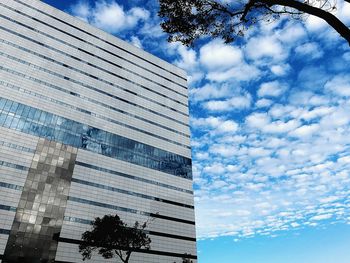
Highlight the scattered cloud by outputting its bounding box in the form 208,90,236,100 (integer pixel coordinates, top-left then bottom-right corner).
130,35,143,49
70,0,150,33
203,93,252,112
295,42,324,59
258,81,288,98
200,40,243,70
68,0,350,241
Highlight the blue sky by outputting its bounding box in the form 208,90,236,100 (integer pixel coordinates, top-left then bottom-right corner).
43,0,350,262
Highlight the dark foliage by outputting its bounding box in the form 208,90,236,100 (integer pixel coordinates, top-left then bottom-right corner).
182,254,194,263
173,253,194,263
159,0,350,46
79,214,151,263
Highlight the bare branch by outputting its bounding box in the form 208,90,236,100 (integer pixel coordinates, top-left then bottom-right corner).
159,0,350,46
260,0,350,45
241,0,257,21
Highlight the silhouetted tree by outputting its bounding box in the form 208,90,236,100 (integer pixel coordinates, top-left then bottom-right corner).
182,254,194,263
158,0,350,46
173,253,194,263
79,214,151,263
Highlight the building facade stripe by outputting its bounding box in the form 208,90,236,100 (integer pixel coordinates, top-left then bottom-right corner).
71,178,194,209
0,0,197,261
63,216,196,241
67,196,195,225
12,0,188,84
0,67,190,149
57,238,197,259
0,64,189,127
0,97,192,179
74,161,193,194
0,3,188,100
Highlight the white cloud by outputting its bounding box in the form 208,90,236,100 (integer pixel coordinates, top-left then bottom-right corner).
203,163,226,174
245,36,285,61
276,23,307,44
206,64,261,82
336,0,350,23
170,43,204,85
271,64,291,76
192,117,239,134
258,81,287,97
217,120,239,133
190,83,237,102
246,113,270,129
70,0,150,33
203,94,252,112
306,15,328,32
198,40,260,83
130,36,143,49
200,40,243,70
289,124,319,138
256,99,273,108
324,75,350,97
73,0,350,241
310,214,333,221
174,44,197,70
70,1,90,22
295,42,324,59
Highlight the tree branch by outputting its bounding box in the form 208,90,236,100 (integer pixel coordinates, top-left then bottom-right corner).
241,0,257,21
261,0,350,45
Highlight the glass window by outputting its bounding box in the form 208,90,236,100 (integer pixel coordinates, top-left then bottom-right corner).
0,98,192,179
3,100,12,112
0,98,7,110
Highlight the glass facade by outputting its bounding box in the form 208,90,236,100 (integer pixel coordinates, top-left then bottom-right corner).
0,0,196,262
3,138,77,263
0,6,189,106
0,97,192,179
7,0,188,89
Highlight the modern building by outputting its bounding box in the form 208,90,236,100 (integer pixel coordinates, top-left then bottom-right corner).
0,0,196,262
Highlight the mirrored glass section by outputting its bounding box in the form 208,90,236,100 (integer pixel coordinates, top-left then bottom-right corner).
3,138,77,263
0,97,192,179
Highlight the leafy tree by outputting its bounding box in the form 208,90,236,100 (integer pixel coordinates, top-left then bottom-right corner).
173,253,194,263
79,214,152,263
182,254,194,263
158,0,350,46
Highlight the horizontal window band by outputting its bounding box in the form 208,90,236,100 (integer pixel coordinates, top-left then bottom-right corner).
0,29,188,119
0,97,193,179
0,159,29,172
68,196,195,225
0,140,35,153
0,31,190,132
0,3,188,101
71,178,194,209
0,146,193,195
63,216,196,241
0,77,190,149
151,213,195,225
149,230,196,242
0,63,189,128
12,0,188,84
75,161,193,194
0,203,17,212
0,181,23,191
57,237,197,259
0,19,189,113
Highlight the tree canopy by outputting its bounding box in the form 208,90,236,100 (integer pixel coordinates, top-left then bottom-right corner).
79,214,151,263
158,0,350,46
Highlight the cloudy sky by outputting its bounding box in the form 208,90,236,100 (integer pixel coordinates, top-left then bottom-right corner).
44,0,350,262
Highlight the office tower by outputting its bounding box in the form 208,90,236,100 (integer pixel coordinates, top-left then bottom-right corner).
0,0,196,262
